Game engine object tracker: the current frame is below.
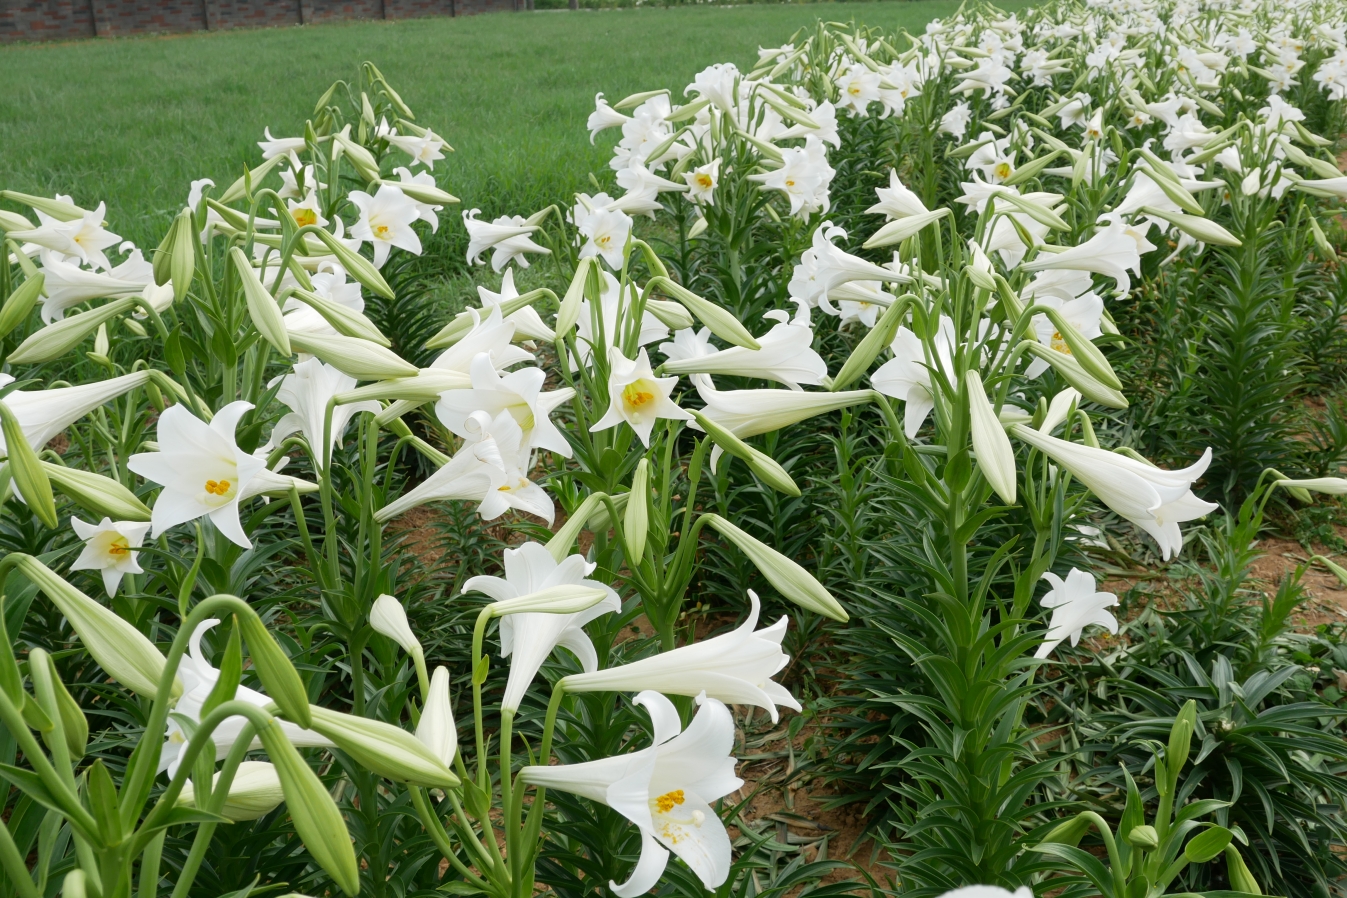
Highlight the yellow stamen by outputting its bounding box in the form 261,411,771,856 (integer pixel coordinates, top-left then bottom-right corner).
107,536,131,557
622,382,656,410
292,208,318,227
655,790,685,814
1050,331,1072,354
204,479,232,496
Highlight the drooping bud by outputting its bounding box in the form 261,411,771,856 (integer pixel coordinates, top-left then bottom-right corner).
703,514,846,621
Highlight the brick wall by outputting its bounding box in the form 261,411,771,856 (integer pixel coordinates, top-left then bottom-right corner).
0,0,517,43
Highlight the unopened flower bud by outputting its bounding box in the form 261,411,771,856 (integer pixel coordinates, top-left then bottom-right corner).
177,761,285,821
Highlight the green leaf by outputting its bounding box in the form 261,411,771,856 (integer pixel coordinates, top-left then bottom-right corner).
1184,826,1234,863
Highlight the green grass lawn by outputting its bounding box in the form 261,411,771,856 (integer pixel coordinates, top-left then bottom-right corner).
0,1,971,252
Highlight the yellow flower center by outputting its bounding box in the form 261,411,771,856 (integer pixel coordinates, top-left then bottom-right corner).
622,382,657,410
292,208,318,227
1050,331,1073,354
848,84,863,95
107,536,131,557
994,161,1013,180
696,174,714,188
655,789,685,813
374,223,391,239
784,178,796,188
204,479,232,497
595,234,612,248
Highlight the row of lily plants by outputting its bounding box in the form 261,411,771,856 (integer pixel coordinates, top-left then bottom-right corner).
1,0,1347,895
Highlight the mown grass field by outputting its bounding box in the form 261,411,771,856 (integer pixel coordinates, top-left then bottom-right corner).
0,1,973,250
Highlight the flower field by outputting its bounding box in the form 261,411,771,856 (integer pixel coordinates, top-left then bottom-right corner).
2,1,1347,898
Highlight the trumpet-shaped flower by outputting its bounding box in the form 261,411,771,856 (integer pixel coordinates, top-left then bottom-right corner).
574,271,669,366
0,370,150,458
436,352,575,457
159,619,331,778
576,201,634,269
683,159,721,206
349,185,422,268
267,358,380,457
258,127,306,160
69,517,150,598
659,322,826,390
127,402,268,549
281,268,366,337
563,591,801,722
477,269,553,342
370,594,422,658
867,169,929,219
1013,426,1217,560
463,542,620,711
521,691,741,897
749,136,834,217
590,348,691,446
37,249,153,322
392,167,444,231
376,410,554,524
1021,217,1153,292
428,306,536,376
13,202,121,271
1035,568,1119,658
870,320,962,437
464,210,549,272
588,93,631,142
385,127,449,169
418,666,458,765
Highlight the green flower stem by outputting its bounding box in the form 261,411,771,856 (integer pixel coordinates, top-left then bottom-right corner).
409,788,497,898
136,832,164,898
0,685,98,840
0,807,41,898
168,724,256,898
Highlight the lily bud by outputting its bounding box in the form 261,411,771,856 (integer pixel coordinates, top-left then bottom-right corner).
832,296,911,391
231,248,292,357
1038,307,1122,390
1224,845,1262,895
288,332,418,380
47,464,152,531
1276,477,1347,496
0,191,84,222
219,155,286,204
703,514,847,621
0,210,35,232
416,666,457,766
649,277,760,350
370,594,422,658
287,289,389,346
545,492,608,562
8,297,137,364
31,648,87,760
614,88,670,111
1020,342,1128,408
1039,813,1091,847
177,761,285,822
1127,824,1160,850
312,229,394,299
689,410,799,496
624,459,650,561
333,131,382,183
644,298,696,331
9,555,176,698
379,179,458,207
1168,699,1197,784
0,402,57,528
233,613,311,728
966,370,1017,504
1139,207,1241,247
305,705,459,788
0,274,43,340
63,871,88,898
489,585,609,618
155,208,196,303
1310,217,1336,259
863,209,950,249
256,720,359,895
555,258,593,337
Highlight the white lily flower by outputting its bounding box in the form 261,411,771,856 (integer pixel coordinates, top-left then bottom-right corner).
1035,568,1119,659
417,666,458,765
0,370,150,457
477,269,553,342
69,517,150,598
576,202,634,270
590,348,691,447
385,128,449,169
349,185,422,267
36,248,154,323
12,202,121,271
522,691,740,897
937,887,1033,898
463,542,620,711
286,192,327,230
392,167,443,231
749,136,834,217
258,127,306,160
871,319,962,437
127,402,268,549
682,159,721,206
692,383,870,449
867,169,930,219
564,591,801,722
463,210,549,272
376,410,554,524
267,358,380,457
159,619,331,778
428,306,536,378
1024,291,1104,378
588,93,631,143
1021,217,1153,292
659,322,826,389
436,352,575,457
1012,426,1217,560
837,63,881,115
277,155,324,201
940,102,972,139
